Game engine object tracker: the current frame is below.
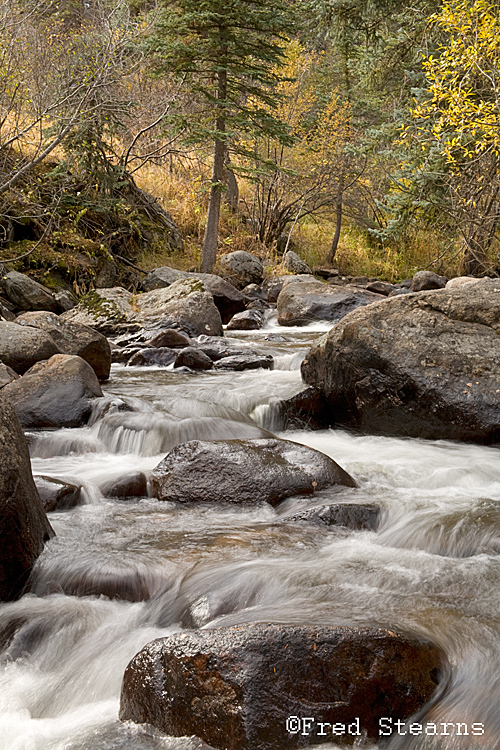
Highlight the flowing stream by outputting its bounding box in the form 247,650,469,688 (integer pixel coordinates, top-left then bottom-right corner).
1,316,500,750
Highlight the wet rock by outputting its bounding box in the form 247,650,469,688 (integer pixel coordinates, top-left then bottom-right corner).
174,347,213,370
0,392,54,601
277,279,384,326
34,476,82,512
284,503,380,531
0,270,59,313
218,251,264,289
126,347,177,367
226,309,264,331
301,278,500,442
0,321,61,374
0,361,19,388
411,270,447,292
271,387,332,431
119,623,446,750
366,280,394,296
193,335,246,361
148,329,191,348
284,250,312,274
214,353,273,371
16,311,111,380
149,437,356,505
102,472,148,499
3,354,103,429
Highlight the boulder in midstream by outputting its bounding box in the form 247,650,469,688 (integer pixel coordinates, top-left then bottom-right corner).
119,623,447,750
149,438,356,506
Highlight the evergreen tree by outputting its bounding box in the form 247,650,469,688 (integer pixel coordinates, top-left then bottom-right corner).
149,0,295,272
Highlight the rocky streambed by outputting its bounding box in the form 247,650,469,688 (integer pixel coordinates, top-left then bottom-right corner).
0,270,500,750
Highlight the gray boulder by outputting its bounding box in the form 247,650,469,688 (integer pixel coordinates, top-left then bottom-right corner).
3,354,103,429
126,347,177,367
0,392,54,601
0,321,61,374
0,362,19,388
226,309,264,331
174,347,213,370
277,279,384,326
16,311,111,380
102,472,148,499
301,278,500,442
218,251,264,289
0,271,58,312
149,438,356,505
33,476,82,512
119,623,445,750
411,270,447,292
284,250,312,274
143,267,245,324
62,280,223,337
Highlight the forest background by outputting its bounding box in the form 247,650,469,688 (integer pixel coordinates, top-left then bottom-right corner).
1,0,499,293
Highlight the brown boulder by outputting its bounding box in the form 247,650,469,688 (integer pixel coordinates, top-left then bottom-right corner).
149,438,356,505
3,354,103,428
119,623,446,750
277,279,384,326
0,392,54,601
0,321,61,374
16,311,111,380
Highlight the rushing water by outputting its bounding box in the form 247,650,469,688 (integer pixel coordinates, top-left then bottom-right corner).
1,316,500,750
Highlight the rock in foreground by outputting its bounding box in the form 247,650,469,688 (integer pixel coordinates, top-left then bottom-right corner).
149,438,356,505
301,279,500,442
119,623,446,750
0,393,54,601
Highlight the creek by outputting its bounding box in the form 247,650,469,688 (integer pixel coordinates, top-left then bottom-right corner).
1,316,500,750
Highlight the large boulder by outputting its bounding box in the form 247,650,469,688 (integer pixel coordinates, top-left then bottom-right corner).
0,321,61,374
0,270,59,313
3,354,103,429
277,279,384,326
62,280,224,337
0,392,54,601
143,267,245,324
149,438,356,505
217,251,264,290
60,287,141,334
16,311,111,380
301,278,500,442
137,278,223,336
119,623,446,750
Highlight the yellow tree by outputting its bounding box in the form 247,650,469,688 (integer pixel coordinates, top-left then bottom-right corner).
412,0,500,272
245,40,362,260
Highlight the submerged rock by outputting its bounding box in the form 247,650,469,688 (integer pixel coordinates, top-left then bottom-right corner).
102,472,148,499
284,503,380,531
3,354,103,429
301,278,500,442
149,438,356,505
0,392,54,601
34,476,82,512
213,353,273,371
119,623,446,750
126,347,177,367
226,309,265,331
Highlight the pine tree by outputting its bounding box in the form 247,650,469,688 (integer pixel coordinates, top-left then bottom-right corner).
149,0,295,272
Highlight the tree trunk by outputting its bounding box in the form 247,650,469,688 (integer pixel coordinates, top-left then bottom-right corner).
327,197,343,264
201,39,227,274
